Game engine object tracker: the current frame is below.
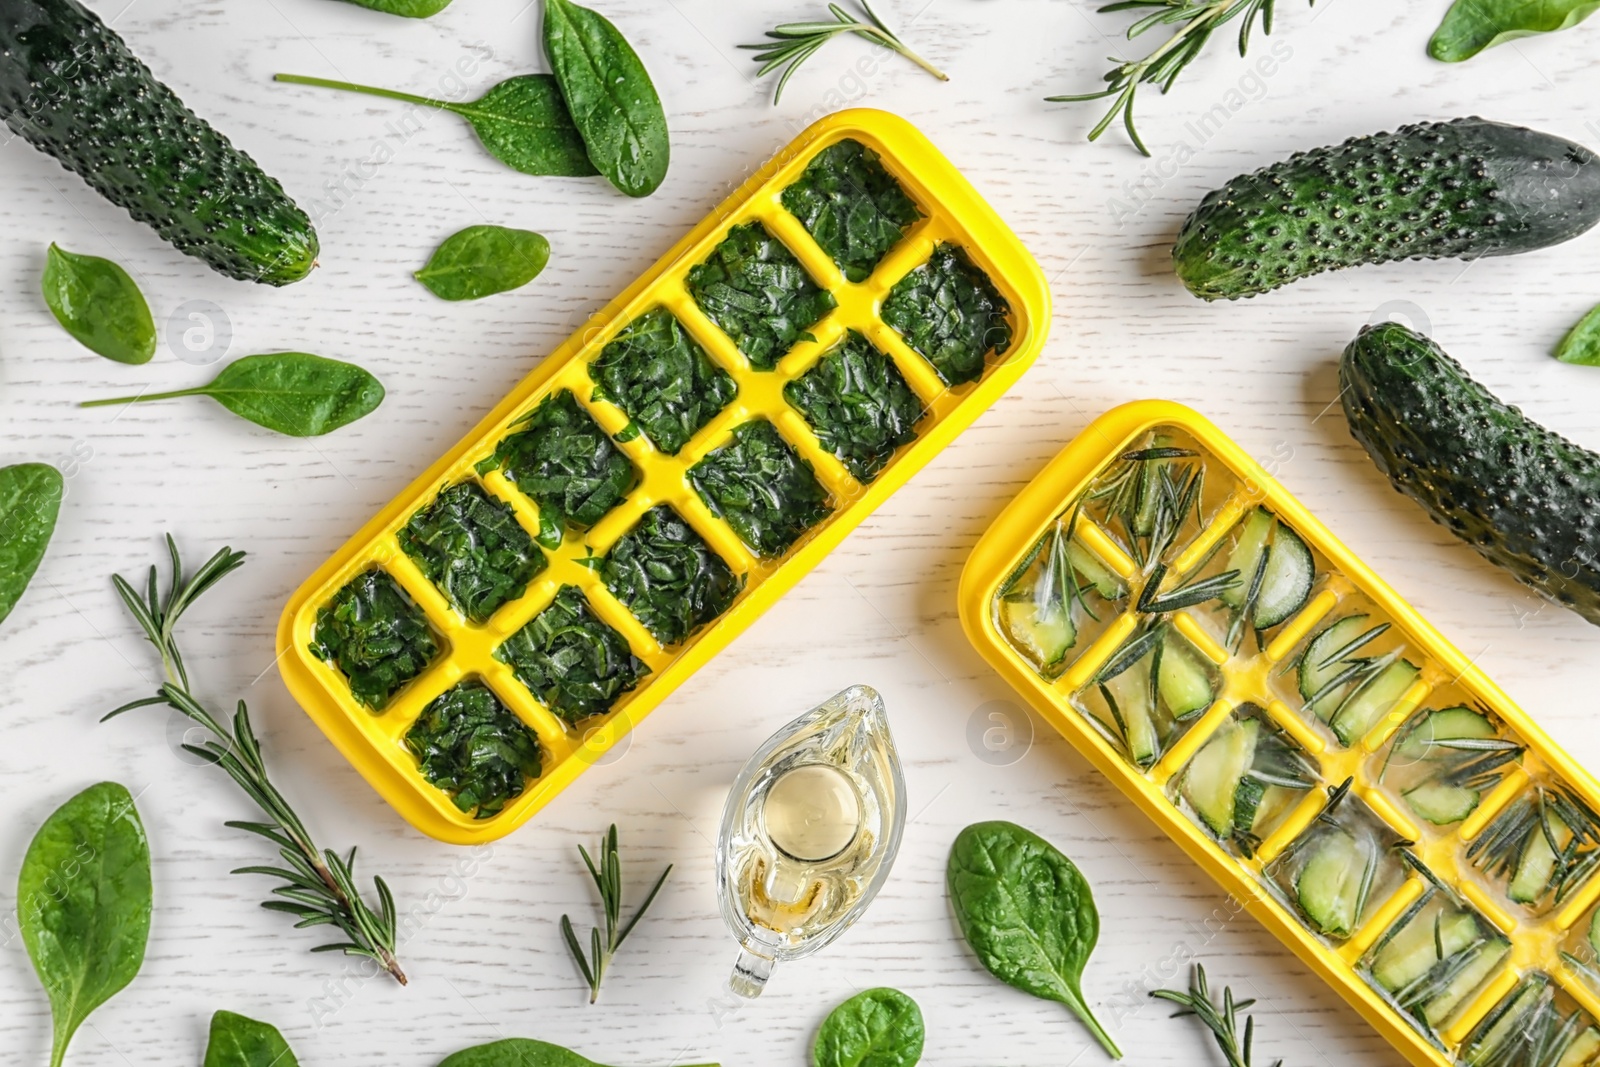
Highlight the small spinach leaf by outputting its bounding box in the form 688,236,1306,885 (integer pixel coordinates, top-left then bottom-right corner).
439,1038,717,1067
203,1010,301,1067
81,353,385,437
687,222,838,371
41,244,155,365
0,463,64,629
947,821,1122,1059
689,420,832,557
589,307,737,455
782,140,922,283
1429,0,1600,60
275,74,598,177
602,505,742,645
814,987,924,1067
19,781,152,1067
416,225,551,301
1556,301,1600,365
495,585,647,722
312,569,442,710
405,682,543,818
399,481,546,623
881,243,1011,387
543,0,670,198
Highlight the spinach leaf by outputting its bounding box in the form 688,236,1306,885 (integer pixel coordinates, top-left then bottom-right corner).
80,352,384,437
690,420,832,557
783,140,922,283
881,244,1012,387
785,331,926,483
477,390,637,543
275,74,598,178
41,244,155,365
416,225,551,301
603,505,742,645
19,782,152,1067
0,463,64,629
543,0,670,198
814,987,924,1067
687,222,838,371
312,569,441,711
399,482,546,623
202,1010,301,1067
495,585,647,722
338,0,452,16
1429,0,1600,60
1556,301,1600,365
589,308,738,455
439,1038,718,1067
947,821,1122,1059
405,682,543,818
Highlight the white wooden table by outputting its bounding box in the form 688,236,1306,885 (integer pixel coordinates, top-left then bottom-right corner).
5,1,1600,1063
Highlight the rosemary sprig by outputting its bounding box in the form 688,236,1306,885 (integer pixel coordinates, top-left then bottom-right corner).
1046,0,1312,156
742,1,948,104
106,536,406,984
1152,964,1281,1067
560,824,672,1003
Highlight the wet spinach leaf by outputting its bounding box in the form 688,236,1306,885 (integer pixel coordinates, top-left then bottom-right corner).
203,1010,301,1067
881,243,1012,386
687,222,837,371
1556,301,1600,365
543,0,670,198
312,569,441,711
0,463,64,630
399,482,545,623
782,140,922,283
947,820,1122,1059
81,353,384,437
495,585,647,722
589,308,737,454
416,226,551,301
405,682,543,818
603,506,742,645
19,782,152,1067
1429,0,1600,60
275,74,598,178
814,987,925,1067
690,420,831,557
785,331,925,483
439,1038,716,1067
477,390,637,542
41,244,155,365
339,0,451,15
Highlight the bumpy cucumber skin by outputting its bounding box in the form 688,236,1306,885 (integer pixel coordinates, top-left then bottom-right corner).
0,0,317,285
1174,118,1600,300
1341,322,1600,626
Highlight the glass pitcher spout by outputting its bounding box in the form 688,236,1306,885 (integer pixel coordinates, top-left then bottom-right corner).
715,684,907,998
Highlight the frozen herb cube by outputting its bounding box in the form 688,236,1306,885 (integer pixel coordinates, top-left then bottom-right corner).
690,420,832,557
478,390,636,538
784,331,925,483
312,569,440,711
405,681,542,819
604,506,743,646
398,482,545,624
687,222,837,371
495,586,648,722
881,243,1012,386
589,307,737,455
782,138,921,283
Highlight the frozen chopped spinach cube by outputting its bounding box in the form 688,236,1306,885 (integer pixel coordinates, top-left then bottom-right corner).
495,586,648,722
687,222,837,371
478,390,636,537
398,481,545,624
604,506,743,645
782,138,921,283
881,243,1012,386
689,420,831,557
405,681,542,819
784,331,925,483
589,307,737,455
312,569,440,711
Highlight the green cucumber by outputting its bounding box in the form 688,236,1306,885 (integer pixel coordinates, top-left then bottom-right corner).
1559,1028,1600,1067
1299,615,1374,712
1403,779,1483,826
1105,667,1158,767
1067,541,1124,600
1253,524,1313,628
1175,118,1600,301
1158,633,1214,720
1220,509,1273,610
1342,322,1600,627
1509,812,1567,904
1001,596,1076,670
1464,978,1549,1067
1372,910,1480,991
1131,437,1173,537
0,0,317,284
1396,706,1496,762
1331,659,1421,747
1422,939,1508,1029
1183,718,1260,837
1296,828,1370,938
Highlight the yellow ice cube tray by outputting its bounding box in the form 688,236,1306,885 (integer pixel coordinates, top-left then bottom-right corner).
276,109,1049,845
958,400,1600,1067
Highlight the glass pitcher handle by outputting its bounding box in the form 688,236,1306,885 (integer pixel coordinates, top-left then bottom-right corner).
729,944,775,998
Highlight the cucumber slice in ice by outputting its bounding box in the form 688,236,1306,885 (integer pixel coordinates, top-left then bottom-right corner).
1331,659,1421,747
1158,633,1214,720
1588,907,1600,962
1105,667,1159,767
1509,812,1568,904
1184,718,1260,837
1404,779,1482,826
1372,910,1480,991
1254,524,1314,629
1131,437,1173,538
1297,828,1370,938
1299,615,1373,714
1464,979,1548,1067
1220,508,1274,610
1001,596,1076,669
1559,1027,1600,1067
1421,939,1509,1029
1396,706,1496,762
1067,540,1124,600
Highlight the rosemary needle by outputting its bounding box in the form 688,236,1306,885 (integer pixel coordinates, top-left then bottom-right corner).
743,1,948,105
105,535,407,985
1153,964,1282,1067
